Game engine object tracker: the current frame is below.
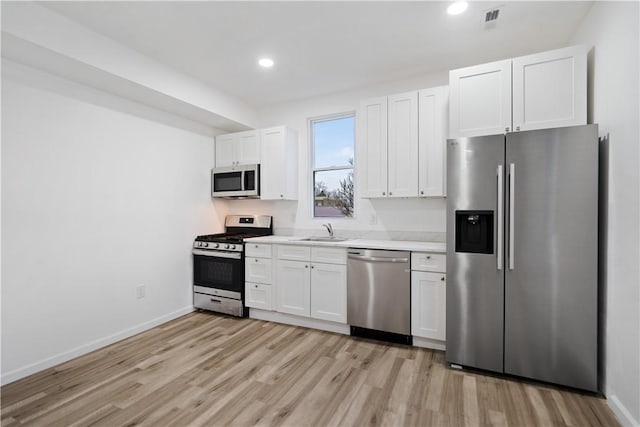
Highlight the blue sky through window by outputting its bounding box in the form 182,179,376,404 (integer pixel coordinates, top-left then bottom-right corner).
313,115,355,169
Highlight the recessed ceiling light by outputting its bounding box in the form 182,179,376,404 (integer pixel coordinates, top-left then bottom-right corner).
258,58,274,68
447,1,468,15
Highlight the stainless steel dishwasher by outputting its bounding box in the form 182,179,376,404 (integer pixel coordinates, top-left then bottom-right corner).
347,248,411,344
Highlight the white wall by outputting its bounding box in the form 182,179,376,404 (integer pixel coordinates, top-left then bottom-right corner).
571,2,640,425
222,71,450,240
1,60,227,384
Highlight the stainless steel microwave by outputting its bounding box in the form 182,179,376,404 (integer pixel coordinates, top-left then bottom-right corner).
211,164,260,198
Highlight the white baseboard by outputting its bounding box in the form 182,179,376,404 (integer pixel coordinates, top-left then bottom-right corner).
608,395,640,427
412,336,446,351
249,309,350,335
1,306,194,386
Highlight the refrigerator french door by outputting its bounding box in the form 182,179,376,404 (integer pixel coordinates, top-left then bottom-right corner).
446,125,598,392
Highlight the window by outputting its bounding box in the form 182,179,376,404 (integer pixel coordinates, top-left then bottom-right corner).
311,113,355,218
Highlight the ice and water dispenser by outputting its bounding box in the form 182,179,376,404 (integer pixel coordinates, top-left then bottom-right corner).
455,211,493,254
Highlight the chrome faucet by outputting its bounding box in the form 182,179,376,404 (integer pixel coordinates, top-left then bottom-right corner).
323,223,334,237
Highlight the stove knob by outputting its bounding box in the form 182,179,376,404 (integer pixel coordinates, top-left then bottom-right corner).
230,245,236,250
203,243,209,248
214,243,220,248
197,242,203,247
225,244,230,249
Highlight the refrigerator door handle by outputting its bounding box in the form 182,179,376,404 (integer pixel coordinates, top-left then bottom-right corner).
509,163,515,270
497,165,503,270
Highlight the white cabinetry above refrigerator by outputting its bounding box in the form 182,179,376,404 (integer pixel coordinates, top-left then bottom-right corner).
449,45,587,138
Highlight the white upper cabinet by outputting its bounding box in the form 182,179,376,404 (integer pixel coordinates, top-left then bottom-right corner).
236,131,261,164
449,59,512,138
449,45,587,138
214,134,236,167
512,45,587,132
214,130,260,167
260,126,298,200
387,91,419,198
359,97,388,198
418,86,448,197
359,88,448,199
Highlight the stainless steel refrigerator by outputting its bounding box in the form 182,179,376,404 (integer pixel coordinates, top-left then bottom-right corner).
446,124,598,392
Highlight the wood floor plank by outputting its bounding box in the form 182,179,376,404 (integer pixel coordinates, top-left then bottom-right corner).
1,311,619,427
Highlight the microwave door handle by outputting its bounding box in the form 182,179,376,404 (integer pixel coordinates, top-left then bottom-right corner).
241,170,247,191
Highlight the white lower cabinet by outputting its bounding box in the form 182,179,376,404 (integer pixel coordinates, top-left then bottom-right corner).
245,282,273,311
276,259,311,317
274,245,347,323
310,263,347,323
411,271,446,341
245,257,272,284
244,243,274,311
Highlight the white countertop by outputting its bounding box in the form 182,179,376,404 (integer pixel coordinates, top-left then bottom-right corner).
245,235,446,253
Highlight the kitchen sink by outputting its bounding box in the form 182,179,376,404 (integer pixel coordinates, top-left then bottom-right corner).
298,236,349,242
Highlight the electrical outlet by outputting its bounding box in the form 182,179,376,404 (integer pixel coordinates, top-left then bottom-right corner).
136,284,146,299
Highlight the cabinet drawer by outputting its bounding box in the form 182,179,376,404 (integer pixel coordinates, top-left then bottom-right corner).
245,257,272,284
411,253,446,273
311,247,347,265
245,243,272,258
245,282,273,311
277,245,311,261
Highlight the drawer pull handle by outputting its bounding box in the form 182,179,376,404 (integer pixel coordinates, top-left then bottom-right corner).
255,245,258,248
210,299,222,304
305,265,309,268
254,285,258,288
255,259,258,262
441,277,445,281
426,256,431,259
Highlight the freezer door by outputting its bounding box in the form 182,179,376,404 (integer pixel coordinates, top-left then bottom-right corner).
504,125,598,391
446,135,505,373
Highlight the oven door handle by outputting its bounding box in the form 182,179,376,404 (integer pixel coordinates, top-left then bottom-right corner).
192,249,242,259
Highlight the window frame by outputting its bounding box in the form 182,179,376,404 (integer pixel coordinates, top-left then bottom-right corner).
309,111,357,220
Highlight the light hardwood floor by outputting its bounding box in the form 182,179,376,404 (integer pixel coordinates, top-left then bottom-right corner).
1,312,619,427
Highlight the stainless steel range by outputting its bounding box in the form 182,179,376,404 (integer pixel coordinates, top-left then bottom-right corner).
193,215,272,317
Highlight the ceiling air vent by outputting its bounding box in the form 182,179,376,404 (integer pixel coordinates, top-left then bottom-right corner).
482,6,502,30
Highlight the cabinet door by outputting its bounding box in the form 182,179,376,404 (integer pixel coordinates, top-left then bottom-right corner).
311,263,347,323
418,86,448,197
246,282,273,310
411,271,446,340
245,257,272,284
388,91,419,197
276,260,311,317
359,97,388,198
237,130,261,165
260,127,286,200
449,59,512,138
215,133,236,167
512,45,586,132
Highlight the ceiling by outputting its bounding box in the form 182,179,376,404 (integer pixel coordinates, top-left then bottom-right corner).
41,1,593,108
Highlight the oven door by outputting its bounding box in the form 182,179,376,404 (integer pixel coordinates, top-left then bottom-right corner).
193,249,244,298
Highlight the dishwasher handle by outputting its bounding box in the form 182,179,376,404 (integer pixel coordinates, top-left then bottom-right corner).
348,253,409,263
